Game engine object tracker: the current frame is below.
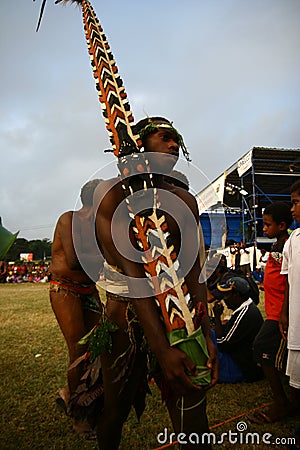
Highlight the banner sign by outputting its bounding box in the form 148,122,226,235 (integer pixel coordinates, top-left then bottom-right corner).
196,173,226,214
237,150,252,177
20,253,33,262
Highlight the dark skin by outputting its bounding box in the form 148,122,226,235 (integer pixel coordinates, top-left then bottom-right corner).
279,190,300,422
213,291,243,337
280,282,300,420
279,189,300,341
252,214,295,421
50,204,102,432
0,260,6,282
94,124,218,450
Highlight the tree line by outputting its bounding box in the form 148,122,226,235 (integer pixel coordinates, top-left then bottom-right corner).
5,238,52,262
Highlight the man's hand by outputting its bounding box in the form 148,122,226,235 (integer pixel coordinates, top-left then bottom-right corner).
158,346,205,396
279,312,288,340
279,280,289,341
213,301,224,318
157,337,218,395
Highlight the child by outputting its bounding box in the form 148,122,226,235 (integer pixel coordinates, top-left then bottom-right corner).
280,181,300,430
252,201,293,422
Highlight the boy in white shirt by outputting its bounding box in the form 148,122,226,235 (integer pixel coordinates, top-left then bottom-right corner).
280,180,300,433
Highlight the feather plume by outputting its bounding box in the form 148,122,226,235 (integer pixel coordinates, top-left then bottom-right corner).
35,0,198,339
34,0,79,32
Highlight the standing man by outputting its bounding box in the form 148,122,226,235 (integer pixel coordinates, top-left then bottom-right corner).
94,117,218,450
50,179,103,437
34,4,217,447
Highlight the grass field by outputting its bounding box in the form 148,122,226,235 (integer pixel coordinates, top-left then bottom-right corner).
0,283,298,449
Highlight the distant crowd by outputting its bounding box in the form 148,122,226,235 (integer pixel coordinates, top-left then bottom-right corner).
0,241,268,286
0,261,50,284
207,240,269,286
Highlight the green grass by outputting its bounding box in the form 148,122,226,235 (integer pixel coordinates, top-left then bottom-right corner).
0,284,299,449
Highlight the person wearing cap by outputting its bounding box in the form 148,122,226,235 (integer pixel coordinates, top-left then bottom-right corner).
212,276,263,383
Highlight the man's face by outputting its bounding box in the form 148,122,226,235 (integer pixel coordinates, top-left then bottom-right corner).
262,214,284,239
144,126,179,174
223,291,240,310
291,191,300,223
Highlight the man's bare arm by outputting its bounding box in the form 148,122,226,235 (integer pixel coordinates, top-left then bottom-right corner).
56,212,81,270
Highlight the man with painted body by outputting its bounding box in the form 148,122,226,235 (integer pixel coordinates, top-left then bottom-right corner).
94,117,218,449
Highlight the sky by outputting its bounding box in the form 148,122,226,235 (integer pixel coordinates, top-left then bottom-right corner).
1,0,300,241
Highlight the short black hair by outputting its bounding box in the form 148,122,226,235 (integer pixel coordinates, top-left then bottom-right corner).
290,180,300,196
80,179,103,206
263,201,292,228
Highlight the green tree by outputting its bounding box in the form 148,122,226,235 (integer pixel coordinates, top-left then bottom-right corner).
28,239,52,260
5,238,30,261
5,238,52,261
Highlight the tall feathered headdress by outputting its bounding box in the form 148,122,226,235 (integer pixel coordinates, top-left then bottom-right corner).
35,0,210,385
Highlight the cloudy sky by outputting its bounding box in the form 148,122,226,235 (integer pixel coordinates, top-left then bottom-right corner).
1,0,300,241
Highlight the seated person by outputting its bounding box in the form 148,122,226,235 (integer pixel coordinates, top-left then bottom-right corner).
250,265,264,285
212,276,264,383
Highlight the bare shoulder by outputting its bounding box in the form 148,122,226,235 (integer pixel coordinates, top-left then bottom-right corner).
94,177,123,215
52,211,74,241
57,211,73,226
169,185,199,217
52,211,72,248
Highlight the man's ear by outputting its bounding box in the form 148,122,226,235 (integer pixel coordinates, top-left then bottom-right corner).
278,221,287,231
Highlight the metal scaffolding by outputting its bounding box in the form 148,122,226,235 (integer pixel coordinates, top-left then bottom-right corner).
197,147,300,246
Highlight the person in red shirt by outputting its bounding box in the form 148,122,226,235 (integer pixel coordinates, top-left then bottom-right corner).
252,202,294,422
